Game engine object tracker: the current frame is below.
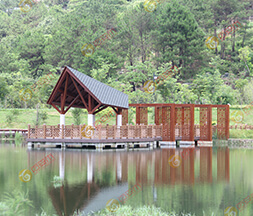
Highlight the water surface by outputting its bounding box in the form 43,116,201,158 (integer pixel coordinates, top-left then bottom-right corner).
0,142,253,216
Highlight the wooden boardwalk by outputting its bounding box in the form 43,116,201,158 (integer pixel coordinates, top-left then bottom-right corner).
27,124,163,150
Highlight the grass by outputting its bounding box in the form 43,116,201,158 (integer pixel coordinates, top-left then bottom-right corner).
84,205,195,216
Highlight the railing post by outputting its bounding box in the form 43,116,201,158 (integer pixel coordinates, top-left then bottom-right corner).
51,126,53,139
160,124,163,137
114,125,116,139
71,124,74,139
79,125,82,139
35,125,38,139
106,124,108,139
28,124,30,139
43,124,46,139
99,124,102,139
61,124,64,139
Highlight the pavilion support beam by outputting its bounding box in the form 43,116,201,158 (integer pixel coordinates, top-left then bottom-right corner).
61,74,69,113
93,105,108,115
111,107,119,114
92,102,102,113
52,104,62,114
88,95,92,113
58,88,86,103
64,95,80,114
47,70,68,105
71,76,88,110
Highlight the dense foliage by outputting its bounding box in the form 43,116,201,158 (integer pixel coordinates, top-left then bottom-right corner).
0,0,252,108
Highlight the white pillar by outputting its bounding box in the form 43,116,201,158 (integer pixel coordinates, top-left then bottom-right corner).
116,155,122,181
88,114,95,126
59,151,65,179
60,114,65,125
87,155,93,183
117,114,122,127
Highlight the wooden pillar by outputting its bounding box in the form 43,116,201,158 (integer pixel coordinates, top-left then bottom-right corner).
170,104,175,141
155,107,159,125
225,105,229,140
136,106,140,125
122,109,128,125
190,104,195,141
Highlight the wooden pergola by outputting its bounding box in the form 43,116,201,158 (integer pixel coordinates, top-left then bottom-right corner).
47,66,128,126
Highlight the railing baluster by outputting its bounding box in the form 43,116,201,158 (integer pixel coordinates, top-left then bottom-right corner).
43,124,46,139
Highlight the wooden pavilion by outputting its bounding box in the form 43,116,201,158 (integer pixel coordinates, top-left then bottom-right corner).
27,66,230,149
47,66,129,127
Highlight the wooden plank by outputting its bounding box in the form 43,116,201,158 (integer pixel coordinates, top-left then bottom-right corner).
136,107,140,125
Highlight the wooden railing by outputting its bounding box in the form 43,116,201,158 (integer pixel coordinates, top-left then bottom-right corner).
27,124,253,140
27,124,163,139
0,129,28,133
228,124,253,130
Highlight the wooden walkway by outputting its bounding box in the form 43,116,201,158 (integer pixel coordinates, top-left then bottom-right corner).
27,124,163,150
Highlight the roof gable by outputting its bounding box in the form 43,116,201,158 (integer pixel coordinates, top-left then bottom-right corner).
67,66,128,109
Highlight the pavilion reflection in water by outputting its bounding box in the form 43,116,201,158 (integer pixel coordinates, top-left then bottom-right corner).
27,147,230,215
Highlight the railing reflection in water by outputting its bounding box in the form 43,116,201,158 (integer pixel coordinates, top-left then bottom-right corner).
26,147,230,215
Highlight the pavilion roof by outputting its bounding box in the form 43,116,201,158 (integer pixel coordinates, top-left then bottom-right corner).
47,66,128,114
67,66,128,109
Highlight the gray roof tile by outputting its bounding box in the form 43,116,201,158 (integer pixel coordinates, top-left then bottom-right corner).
67,66,129,109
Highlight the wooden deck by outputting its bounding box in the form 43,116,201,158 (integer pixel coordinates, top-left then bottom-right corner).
25,124,218,150
27,124,163,150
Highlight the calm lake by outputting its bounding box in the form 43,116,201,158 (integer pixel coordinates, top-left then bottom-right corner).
0,141,253,216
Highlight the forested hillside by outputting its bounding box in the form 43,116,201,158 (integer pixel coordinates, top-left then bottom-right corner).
0,0,252,108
